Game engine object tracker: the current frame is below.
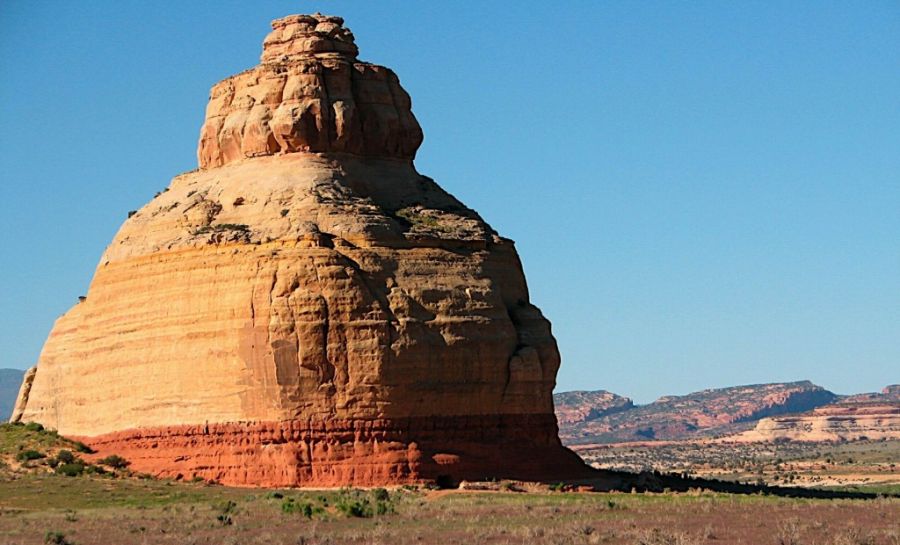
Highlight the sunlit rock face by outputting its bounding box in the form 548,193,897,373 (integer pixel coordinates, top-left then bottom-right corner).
12,14,589,487
197,14,423,169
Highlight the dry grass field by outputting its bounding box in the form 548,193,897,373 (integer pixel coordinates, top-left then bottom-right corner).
1,473,898,545
1,423,898,545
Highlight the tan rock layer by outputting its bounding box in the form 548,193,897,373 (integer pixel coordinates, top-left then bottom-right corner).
734,404,900,443
198,14,422,168
20,238,557,436
78,415,591,487
261,14,359,63
14,14,580,486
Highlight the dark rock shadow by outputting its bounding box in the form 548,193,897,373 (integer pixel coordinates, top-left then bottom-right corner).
566,467,893,500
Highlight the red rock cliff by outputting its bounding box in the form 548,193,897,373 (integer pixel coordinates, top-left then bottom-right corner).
11,14,589,487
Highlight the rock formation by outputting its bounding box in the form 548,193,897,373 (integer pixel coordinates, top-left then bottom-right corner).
733,404,900,443
553,390,633,426
730,385,900,443
10,14,589,487
557,382,838,444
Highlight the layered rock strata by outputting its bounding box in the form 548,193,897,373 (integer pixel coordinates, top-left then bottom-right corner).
198,14,422,169
12,14,589,486
732,404,900,443
558,382,837,444
730,387,900,443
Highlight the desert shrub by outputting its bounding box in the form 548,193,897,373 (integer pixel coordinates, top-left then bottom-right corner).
334,488,394,518
97,455,130,469
194,223,250,235
371,488,390,502
374,498,393,516
55,450,76,464
214,500,237,526
218,223,249,231
44,532,72,545
335,497,372,518
73,442,93,454
84,465,106,475
395,207,440,228
16,449,45,462
56,463,85,477
281,498,322,519
24,422,44,432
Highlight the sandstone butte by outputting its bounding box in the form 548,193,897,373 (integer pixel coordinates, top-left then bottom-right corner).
10,14,592,487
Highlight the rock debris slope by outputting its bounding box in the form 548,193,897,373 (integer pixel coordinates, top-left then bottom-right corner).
11,14,589,486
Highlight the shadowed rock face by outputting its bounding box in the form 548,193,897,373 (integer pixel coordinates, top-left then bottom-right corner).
12,14,589,486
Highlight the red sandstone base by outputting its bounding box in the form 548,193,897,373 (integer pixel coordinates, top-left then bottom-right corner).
76,414,594,487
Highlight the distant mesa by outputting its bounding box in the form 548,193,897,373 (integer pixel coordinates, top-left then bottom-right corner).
730,384,900,443
554,381,900,445
10,14,590,487
553,390,633,425
555,381,840,444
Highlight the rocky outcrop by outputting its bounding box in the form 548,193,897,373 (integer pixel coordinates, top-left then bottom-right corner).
198,14,422,169
730,386,900,443
558,382,838,444
78,415,589,487
842,384,900,404
13,14,589,486
554,390,633,426
733,405,900,443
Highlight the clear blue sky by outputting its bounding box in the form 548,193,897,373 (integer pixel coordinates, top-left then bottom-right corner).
1,1,897,403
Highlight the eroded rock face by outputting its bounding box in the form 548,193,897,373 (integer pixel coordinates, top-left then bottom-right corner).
554,390,634,426
731,387,900,443
13,14,589,486
198,14,422,169
558,382,838,444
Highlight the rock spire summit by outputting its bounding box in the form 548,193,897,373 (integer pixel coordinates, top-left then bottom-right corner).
261,14,359,63
198,13,422,169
